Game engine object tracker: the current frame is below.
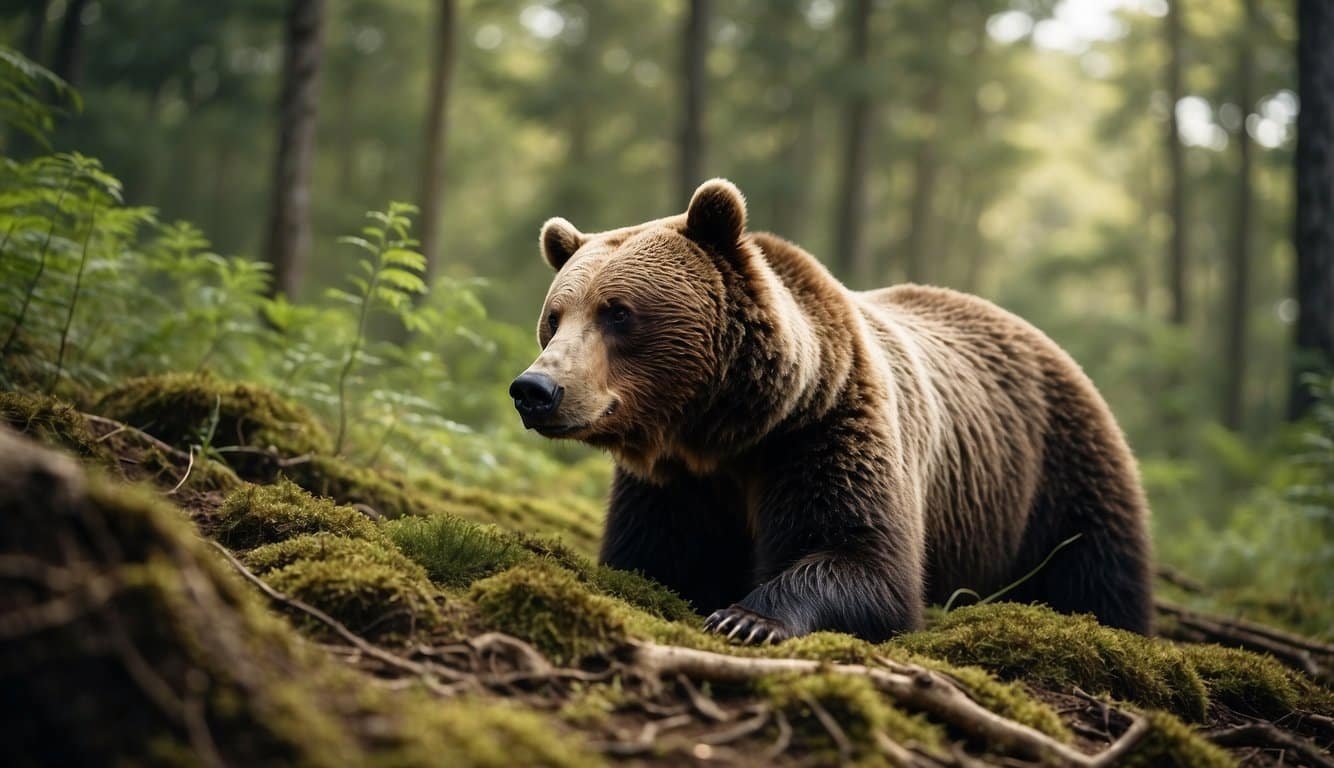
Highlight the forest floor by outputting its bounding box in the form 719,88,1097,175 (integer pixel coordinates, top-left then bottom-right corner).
2,373,1332,767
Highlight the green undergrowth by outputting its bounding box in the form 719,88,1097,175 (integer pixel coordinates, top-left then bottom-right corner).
0,428,594,767
896,603,1211,721
96,371,333,456
217,480,387,549
1177,643,1334,718
86,373,605,551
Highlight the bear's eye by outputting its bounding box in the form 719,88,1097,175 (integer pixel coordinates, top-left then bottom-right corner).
606,305,632,328
547,312,559,333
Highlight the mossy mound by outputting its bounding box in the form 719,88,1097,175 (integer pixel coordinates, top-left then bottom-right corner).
265,555,442,639
1178,643,1332,719
761,673,944,759
95,372,333,457
0,425,592,767
895,603,1210,721
515,533,695,622
217,480,385,549
0,390,104,460
471,562,627,664
1122,710,1235,768
386,514,525,588
244,531,427,578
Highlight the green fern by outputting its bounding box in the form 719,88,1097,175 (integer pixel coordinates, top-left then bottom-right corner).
326,202,427,455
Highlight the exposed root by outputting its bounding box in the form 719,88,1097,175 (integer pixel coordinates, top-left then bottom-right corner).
1157,600,1332,683
628,641,1149,767
1205,722,1334,768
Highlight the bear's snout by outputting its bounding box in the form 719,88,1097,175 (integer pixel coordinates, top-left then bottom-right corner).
509,371,564,421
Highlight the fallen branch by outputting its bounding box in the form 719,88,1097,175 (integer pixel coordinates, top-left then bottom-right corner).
628,641,1147,767
1156,600,1330,682
1205,722,1334,768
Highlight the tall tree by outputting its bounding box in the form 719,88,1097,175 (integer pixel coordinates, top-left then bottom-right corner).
1290,0,1334,419
1221,0,1255,431
21,0,49,62
678,0,709,205
831,0,873,284
417,0,458,280
51,0,88,87
1164,0,1188,325
903,77,943,284
263,0,325,299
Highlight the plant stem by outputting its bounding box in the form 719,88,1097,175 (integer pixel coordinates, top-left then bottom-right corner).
333,234,385,455
49,204,97,394
2,170,76,360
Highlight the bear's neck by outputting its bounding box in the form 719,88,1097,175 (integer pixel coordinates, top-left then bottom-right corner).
623,236,852,481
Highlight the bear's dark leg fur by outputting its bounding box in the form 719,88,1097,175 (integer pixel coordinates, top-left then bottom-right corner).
1005,383,1154,634
706,411,925,644
599,467,752,612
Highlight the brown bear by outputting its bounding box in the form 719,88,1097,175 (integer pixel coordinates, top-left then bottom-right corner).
511,178,1152,645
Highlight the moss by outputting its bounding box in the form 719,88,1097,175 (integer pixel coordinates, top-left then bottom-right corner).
0,390,106,460
1120,710,1236,768
516,533,694,622
906,656,1072,741
244,532,426,579
558,680,627,727
95,372,332,457
414,473,603,556
216,480,385,549
894,603,1209,721
470,562,627,664
385,514,525,588
760,673,944,758
373,695,601,768
1177,643,1313,719
265,555,441,639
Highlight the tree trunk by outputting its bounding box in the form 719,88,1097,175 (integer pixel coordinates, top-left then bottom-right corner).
832,0,873,285
22,0,50,62
51,0,88,87
1165,0,1188,326
417,0,458,281
263,0,325,300
903,78,943,284
678,0,709,206
1290,0,1334,420
1221,0,1255,432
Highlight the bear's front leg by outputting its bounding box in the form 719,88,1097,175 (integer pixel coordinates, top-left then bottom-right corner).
600,467,753,613
704,421,926,645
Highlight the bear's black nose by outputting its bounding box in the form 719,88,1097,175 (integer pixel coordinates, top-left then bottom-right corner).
510,372,564,417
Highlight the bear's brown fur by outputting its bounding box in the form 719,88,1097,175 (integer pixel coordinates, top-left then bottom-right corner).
512,179,1152,644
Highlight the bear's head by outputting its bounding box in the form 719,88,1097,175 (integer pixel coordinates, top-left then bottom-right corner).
510,178,763,474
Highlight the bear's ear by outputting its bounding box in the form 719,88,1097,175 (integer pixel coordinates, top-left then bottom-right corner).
685,178,747,251
539,217,585,271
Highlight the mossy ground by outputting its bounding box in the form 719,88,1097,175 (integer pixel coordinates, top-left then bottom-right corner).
4,378,1330,767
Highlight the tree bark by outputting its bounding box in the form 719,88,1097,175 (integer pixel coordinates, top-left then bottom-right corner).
1290,0,1334,419
678,0,709,206
1221,0,1255,432
832,0,874,285
1165,0,1188,326
51,0,88,87
903,78,943,285
22,0,50,63
417,0,458,281
263,0,325,299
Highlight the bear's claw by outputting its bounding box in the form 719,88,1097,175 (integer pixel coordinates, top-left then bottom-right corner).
703,606,790,645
